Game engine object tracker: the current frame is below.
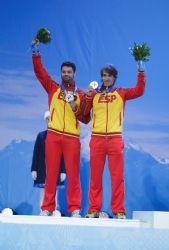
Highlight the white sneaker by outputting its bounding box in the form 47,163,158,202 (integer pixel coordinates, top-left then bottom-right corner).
52,210,61,217
99,211,109,218
71,210,81,218
40,210,52,216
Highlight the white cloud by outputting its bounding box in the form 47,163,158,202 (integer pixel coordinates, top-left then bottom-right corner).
0,124,36,150
0,68,49,149
133,142,169,159
124,130,169,159
0,69,42,98
0,49,26,58
124,130,169,140
124,105,169,126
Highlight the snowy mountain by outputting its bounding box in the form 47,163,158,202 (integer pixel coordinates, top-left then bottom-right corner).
0,139,169,218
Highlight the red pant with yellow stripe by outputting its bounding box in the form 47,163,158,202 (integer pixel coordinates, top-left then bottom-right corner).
41,131,81,213
88,135,126,214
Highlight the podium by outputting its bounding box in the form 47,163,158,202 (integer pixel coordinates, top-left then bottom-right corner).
133,211,169,229
0,212,169,249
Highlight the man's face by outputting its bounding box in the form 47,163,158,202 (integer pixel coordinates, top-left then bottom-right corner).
61,66,75,83
101,71,115,87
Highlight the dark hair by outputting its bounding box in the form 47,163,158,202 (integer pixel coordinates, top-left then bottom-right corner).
100,64,118,79
61,61,76,73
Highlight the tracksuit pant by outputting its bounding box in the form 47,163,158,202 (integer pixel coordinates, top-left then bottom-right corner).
41,131,81,213
88,135,126,214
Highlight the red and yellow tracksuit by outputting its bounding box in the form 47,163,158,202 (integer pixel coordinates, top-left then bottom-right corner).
82,72,146,214
32,54,90,213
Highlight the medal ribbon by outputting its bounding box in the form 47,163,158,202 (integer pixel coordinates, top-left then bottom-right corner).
96,84,115,93
61,83,78,96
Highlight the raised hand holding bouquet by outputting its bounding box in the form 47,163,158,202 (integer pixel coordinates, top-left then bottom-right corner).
130,43,150,71
32,27,51,55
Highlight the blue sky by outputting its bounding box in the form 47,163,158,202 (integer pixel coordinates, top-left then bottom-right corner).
0,0,169,159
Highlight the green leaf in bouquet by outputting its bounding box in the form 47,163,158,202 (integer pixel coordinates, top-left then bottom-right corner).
130,43,150,61
35,28,51,44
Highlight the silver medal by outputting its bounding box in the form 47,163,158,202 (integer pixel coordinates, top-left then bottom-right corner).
89,81,99,89
65,93,74,102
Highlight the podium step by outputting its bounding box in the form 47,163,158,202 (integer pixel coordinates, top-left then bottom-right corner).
0,215,143,228
0,214,169,249
133,211,169,229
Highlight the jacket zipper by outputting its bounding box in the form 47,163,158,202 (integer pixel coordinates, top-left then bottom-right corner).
51,108,55,122
93,114,96,128
76,118,78,128
106,101,108,133
119,112,122,126
63,102,66,132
